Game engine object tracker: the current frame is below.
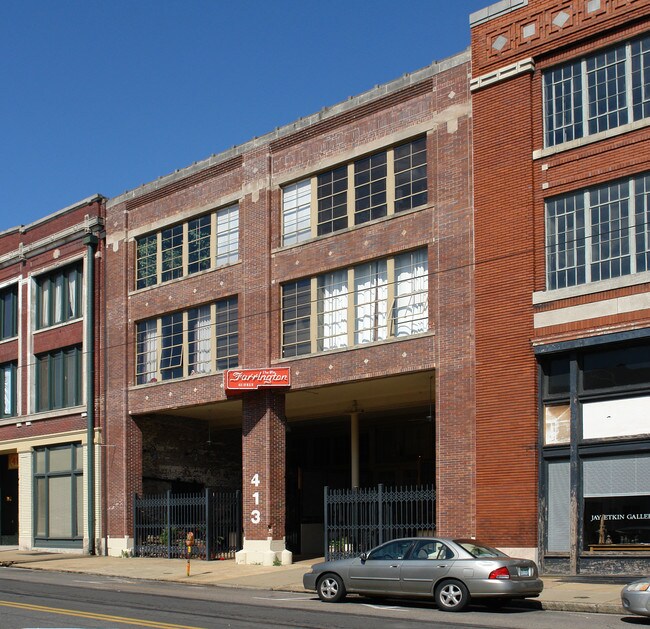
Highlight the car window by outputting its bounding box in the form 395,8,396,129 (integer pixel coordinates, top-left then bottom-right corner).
409,540,453,560
367,539,413,560
456,540,507,558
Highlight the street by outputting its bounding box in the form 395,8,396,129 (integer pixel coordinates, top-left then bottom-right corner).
0,567,636,629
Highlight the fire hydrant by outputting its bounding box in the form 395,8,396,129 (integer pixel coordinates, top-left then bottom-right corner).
186,531,195,577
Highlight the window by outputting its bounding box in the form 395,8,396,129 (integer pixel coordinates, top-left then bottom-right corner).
36,346,82,412
0,362,16,418
281,137,428,244
281,249,428,357
0,285,18,340
135,204,239,289
544,35,650,147
34,443,83,544
136,297,238,384
36,264,82,329
546,173,650,289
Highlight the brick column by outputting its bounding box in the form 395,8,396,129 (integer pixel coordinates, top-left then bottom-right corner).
236,390,290,565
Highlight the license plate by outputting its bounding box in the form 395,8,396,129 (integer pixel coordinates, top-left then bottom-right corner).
518,567,531,577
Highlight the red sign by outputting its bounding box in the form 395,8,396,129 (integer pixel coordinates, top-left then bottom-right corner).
224,368,291,391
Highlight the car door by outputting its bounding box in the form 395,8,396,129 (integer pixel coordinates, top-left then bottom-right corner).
400,540,454,595
348,539,414,595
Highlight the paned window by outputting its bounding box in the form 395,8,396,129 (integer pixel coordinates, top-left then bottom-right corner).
136,297,238,384
0,284,18,340
36,263,82,329
34,443,83,544
281,249,428,357
0,362,16,418
36,346,82,412
135,205,239,289
282,137,428,243
544,35,650,147
546,173,650,289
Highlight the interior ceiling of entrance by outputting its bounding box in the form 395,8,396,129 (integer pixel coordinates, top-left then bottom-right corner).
155,370,435,427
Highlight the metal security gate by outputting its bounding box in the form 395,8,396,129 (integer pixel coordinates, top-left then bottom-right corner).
133,489,241,560
324,484,436,560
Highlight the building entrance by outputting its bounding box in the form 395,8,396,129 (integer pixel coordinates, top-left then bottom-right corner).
0,453,18,545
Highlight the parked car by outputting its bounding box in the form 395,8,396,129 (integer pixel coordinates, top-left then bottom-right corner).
303,537,543,612
621,577,650,617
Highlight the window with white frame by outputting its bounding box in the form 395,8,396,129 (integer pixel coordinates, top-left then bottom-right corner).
544,35,650,147
281,137,428,244
136,297,238,384
281,249,428,357
546,172,650,290
35,263,82,330
0,362,16,418
135,204,239,289
0,285,18,341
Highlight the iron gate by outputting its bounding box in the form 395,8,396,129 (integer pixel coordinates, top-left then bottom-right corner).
324,484,436,560
133,489,241,560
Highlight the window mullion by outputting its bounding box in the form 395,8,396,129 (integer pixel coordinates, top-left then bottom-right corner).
629,176,637,274
387,148,395,215
182,222,189,277
584,190,592,283
310,277,318,354
626,41,634,124
210,212,217,268
156,232,163,285
387,257,396,337
346,268,354,347
581,58,590,138
310,177,318,239
156,318,162,381
347,163,354,227
210,303,217,372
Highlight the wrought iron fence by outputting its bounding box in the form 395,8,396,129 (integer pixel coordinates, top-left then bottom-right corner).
133,489,241,560
324,484,436,560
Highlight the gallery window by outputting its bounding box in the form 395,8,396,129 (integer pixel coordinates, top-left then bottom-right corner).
281,249,428,357
545,172,650,289
136,297,238,384
0,284,18,340
135,204,239,289
544,35,650,147
281,137,428,245
0,362,16,418
35,263,82,329
35,346,82,412
34,443,83,545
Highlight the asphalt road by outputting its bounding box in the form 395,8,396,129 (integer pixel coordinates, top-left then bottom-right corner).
0,566,635,629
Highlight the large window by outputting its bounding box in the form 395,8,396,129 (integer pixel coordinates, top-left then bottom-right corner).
281,249,428,357
544,35,650,147
0,285,18,340
135,205,239,289
136,297,238,384
35,346,82,412
0,362,16,418
36,263,82,329
546,173,650,289
34,443,83,544
281,137,428,245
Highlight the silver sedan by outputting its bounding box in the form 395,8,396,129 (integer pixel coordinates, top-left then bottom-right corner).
621,577,650,617
303,537,543,612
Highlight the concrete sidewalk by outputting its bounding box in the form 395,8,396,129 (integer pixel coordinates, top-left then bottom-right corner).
0,548,630,615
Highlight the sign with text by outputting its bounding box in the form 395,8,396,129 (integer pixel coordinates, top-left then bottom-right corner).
224,368,291,391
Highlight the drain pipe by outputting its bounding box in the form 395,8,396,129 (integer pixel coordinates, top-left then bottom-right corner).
84,232,98,555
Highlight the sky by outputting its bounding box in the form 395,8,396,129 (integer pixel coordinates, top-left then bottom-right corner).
0,0,489,231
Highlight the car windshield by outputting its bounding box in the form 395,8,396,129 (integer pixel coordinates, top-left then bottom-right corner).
455,540,508,558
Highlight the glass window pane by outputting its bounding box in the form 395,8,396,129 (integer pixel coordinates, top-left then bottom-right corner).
76,474,83,537
49,446,72,473
49,476,72,537
35,477,46,537
547,460,570,552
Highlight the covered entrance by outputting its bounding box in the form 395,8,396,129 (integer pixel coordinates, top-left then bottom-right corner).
0,452,18,545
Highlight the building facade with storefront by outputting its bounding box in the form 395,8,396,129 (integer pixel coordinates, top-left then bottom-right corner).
471,0,650,573
103,50,475,562
0,196,104,552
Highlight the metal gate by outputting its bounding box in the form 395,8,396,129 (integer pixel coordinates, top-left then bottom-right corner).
324,484,436,560
133,489,241,560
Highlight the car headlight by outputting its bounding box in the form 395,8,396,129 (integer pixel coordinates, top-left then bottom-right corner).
628,582,650,592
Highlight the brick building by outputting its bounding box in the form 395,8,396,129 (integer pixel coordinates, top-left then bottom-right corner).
0,196,104,552
103,50,474,562
471,0,650,573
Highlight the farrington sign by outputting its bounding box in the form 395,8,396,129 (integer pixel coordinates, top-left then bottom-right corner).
224,368,291,391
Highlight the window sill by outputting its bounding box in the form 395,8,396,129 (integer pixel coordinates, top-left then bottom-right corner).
131,370,220,390
0,405,86,426
33,317,83,333
532,270,650,305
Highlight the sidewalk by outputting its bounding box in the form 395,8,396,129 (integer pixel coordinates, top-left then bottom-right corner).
0,548,629,615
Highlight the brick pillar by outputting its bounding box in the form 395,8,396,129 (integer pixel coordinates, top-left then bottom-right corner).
236,390,291,565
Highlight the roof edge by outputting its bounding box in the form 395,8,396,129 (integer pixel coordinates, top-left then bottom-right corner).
470,0,528,27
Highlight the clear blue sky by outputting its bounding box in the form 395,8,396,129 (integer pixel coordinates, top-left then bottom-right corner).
0,1,488,231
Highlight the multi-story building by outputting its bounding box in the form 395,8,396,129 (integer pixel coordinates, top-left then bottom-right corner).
0,196,104,552
103,50,474,561
471,0,650,573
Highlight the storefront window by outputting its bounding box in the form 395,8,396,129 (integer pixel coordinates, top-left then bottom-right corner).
544,404,571,445
544,357,570,396
582,344,650,391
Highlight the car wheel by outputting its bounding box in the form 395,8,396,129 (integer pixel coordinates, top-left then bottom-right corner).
317,573,347,603
435,580,470,612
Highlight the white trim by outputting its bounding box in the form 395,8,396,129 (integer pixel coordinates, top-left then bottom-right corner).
470,58,535,92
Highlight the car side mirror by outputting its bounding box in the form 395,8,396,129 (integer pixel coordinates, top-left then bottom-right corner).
360,552,367,562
